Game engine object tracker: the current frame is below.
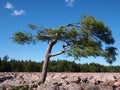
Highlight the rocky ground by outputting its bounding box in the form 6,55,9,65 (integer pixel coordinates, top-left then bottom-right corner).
0,72,120,90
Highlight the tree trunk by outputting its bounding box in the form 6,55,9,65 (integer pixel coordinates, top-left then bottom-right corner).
40,54,50,84
39,39,57,84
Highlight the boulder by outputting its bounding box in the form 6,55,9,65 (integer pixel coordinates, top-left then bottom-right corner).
59,86,66,90
37,85,46,90
84,84,101,90
47,85,59,90
114,81,120,87
68,85,77,90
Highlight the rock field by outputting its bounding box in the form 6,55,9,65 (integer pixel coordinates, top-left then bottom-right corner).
0,72,120,90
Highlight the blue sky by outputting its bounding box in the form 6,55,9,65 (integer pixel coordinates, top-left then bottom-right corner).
0,0,120,66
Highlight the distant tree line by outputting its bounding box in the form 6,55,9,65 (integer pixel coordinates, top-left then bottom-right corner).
0,55,120,72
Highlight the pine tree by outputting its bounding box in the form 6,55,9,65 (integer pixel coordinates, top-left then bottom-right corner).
12,15,117,84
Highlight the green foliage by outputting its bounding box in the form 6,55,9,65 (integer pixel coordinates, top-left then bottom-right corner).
104,47,117,64
11,86,28,90
12,15,117,64
11,86,22,90
0,55,120,72
28,24,38,30
0,55,11,72
0,56,42,72
48,60,80,72
12,32,33,45
81,15,114,44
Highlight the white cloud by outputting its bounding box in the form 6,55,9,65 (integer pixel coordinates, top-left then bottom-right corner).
11,10,25,16
4,2,26,16
65,0,75,6
4,2,13,10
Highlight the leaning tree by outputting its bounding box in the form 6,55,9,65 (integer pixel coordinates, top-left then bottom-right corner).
12,15,117,84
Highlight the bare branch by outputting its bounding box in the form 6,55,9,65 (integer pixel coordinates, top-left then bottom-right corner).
49,49,65,57
65,22,81,28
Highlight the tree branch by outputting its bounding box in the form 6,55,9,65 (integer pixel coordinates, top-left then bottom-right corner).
49,49,65,57
65,22,81,28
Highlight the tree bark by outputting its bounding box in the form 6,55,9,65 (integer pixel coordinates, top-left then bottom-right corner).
39,39,57,84
39,33,66,84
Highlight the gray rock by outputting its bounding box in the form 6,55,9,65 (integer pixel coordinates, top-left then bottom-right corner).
104,86,113,90
48,79,58,85
1,73,120,90
59,86,66,90
68,85,77,90
76,86,84,90
37,85,46,90
47,85,59,90
0,76,13,83
67,84,83,90
85,84,101,90
37,85,59,90
116,87,120,90
114,81,120,87
2,86,6,90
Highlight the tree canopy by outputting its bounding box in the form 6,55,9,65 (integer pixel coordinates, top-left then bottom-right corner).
12,15,117,64
12,15,117,84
